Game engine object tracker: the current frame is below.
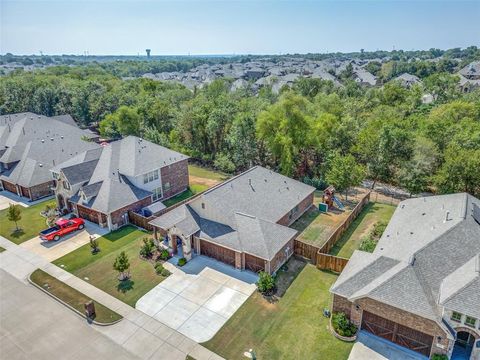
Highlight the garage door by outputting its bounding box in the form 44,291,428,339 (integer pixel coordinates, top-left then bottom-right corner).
245,253,265,273
77,205,100,225
361,311,433,357
200,240,236,267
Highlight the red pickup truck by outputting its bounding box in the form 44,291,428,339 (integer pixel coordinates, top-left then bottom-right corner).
39,218,85,241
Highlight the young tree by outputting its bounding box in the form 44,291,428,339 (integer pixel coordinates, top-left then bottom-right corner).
113,251,130,281
7,204,22,231
326,153,366,201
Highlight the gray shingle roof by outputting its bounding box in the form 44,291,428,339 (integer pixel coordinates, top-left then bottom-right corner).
61,159,99,185
331,193,480,323
150,166,309,261
0,113,99,187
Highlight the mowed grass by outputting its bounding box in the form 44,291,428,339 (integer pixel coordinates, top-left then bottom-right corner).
203,265,353,360
53,226,168,307
291,191,354,247
188,164,228,181
0,246,5,253
163,184,209,207
329,202,396,258
0,199,56,244
30,269,122,324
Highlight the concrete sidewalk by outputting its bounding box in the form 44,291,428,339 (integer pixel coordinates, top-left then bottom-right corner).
0,236,224,360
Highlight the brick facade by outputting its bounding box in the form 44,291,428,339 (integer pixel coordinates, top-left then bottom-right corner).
109,196,152,229
277,191,315,226
332,295,451,357
1,180,17,194
160,159,189,200
29,181,54,200
76,203,108,226
269,237,295,273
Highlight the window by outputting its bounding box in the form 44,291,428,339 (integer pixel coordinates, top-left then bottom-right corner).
143,170,159,184
288,205,299,219
465,316,477,328
63,180,70,190
451,312,462,322
201,203,205,209
52,172,59,180
152,187,162,201
163,182,171,191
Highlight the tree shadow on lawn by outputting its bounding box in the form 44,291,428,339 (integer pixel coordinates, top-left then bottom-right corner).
116,279,134,293
9,228,25,239
291,206,321,233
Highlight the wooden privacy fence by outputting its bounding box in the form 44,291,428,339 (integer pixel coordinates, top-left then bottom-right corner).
293,191,371,273
318,191,371,254
316,253,349,273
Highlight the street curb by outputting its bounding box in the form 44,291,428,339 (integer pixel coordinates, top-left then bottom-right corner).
27,273,123,326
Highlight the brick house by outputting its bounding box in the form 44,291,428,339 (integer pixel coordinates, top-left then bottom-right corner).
52,136,189,231
330,193,480,359
149,166,315,274
0,112,98,201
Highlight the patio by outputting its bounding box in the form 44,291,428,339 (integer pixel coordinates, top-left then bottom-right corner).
136,255,258,343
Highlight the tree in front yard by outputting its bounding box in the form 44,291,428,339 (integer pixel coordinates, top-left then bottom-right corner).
326,152,366,201
139,237,155,258
113,251,130,281
256,271,275,295
7,204,22,231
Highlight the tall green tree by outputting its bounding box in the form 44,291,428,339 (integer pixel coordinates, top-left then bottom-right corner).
7,204,22,231
326,153,366,201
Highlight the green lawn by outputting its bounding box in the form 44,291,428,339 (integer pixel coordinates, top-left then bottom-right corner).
0,246,5,253
0,199,56,244
188,164,228,181
291,191,354,247
329,202,396,258
53,226,169,307
163,184,209,207
30,269,122,324
203,264,353,360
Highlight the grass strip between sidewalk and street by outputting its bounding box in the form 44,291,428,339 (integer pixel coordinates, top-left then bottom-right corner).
30,269,122,324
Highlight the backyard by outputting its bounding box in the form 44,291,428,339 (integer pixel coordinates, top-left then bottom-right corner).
0,198,56,244
203,261,353,360
329,202,396,258
52,226,168,307
291,190,359,248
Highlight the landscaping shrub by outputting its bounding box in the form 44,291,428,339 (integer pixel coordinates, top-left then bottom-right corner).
371,221,387,238
159,249,170,261
359,236,377,252
177,257,187,266
431,355,448,360
154,262,171,276
139,238,155,258
331,312,357,337
256,271,275,294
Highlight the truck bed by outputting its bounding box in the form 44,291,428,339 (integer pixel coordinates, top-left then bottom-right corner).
40,227,59,235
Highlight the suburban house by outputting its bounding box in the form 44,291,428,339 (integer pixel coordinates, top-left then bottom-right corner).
0,112,99,201
52,136,189,230
149,166,315,274
458,61,480,93
330,193,480,359
394,73,422,88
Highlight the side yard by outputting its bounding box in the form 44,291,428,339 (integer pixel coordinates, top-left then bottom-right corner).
53,226,168,307
329,202,396,258
203,260,353,360
0,198,56,244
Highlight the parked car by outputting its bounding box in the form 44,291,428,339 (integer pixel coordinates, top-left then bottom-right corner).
39,218,85,241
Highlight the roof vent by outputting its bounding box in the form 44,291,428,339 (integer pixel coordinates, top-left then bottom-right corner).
50,137,54,141
38,163,43,167
41,139,44,143
409,255,416,266
444,211,450,223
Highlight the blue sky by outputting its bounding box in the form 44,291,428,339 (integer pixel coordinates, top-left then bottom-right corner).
1,0,479,55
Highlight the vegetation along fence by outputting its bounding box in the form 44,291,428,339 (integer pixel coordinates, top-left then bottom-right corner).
293,191,371,273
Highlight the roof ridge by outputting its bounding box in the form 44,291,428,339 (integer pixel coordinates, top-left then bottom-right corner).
202,166,259,196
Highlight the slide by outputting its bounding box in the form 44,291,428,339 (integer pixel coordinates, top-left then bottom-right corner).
332,196,345,210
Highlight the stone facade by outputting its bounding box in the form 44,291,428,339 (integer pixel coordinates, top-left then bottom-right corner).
160,159,189,200
277,191,315,226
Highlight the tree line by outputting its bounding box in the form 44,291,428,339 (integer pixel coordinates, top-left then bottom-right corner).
0,59,479,197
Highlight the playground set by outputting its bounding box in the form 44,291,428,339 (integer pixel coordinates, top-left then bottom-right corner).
319,186,345,212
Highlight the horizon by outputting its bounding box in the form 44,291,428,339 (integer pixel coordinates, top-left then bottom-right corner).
1,0,479,56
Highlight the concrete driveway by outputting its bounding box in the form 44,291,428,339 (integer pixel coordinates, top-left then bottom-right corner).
349,331,428,360
19,220,109,261
136,255,257,343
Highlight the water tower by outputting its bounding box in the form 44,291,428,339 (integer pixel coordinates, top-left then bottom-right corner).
145,49,151,58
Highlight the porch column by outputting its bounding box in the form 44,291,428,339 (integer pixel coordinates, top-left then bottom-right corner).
183,236,192,261
235,252,242,270
106,214,113,230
